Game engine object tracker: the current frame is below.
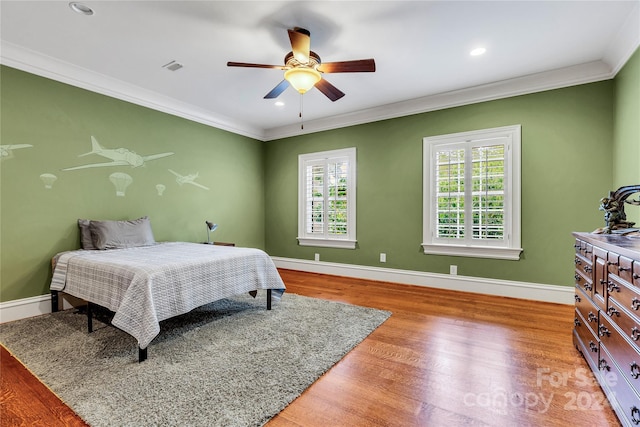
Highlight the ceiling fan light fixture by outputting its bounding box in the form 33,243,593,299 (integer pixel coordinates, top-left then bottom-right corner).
284,67,321,94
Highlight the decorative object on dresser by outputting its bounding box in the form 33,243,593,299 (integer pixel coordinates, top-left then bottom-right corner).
573,232,640,426
594,185,640,235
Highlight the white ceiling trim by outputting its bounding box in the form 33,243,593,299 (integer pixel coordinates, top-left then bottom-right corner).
603,2,640,75
2,6,638,144
263,60,614,141
0,41,266,141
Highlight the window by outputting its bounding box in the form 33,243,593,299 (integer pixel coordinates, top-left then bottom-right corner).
422,125,522,260
298,148,356,249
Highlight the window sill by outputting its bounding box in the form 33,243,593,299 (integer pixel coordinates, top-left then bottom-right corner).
421,243,522,260
297,237,357,249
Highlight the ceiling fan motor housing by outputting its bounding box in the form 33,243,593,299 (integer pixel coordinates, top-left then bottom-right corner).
285,51,321,69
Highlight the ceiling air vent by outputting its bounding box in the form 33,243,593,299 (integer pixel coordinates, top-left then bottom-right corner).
162,60,183,71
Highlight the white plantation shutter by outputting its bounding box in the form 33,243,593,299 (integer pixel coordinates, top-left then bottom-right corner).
423,126,522,260
298,148,356,249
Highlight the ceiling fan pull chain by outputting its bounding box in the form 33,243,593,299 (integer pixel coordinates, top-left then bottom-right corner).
300,93,304,129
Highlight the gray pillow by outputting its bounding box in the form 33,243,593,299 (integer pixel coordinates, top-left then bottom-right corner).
89,216,156,250
78,219,97,250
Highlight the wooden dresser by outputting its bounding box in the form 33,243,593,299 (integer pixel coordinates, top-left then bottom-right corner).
573,232,640,426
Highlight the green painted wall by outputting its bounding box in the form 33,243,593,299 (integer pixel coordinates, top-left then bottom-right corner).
264,81,615,287
613,47,640,225
2,49,637,304
0,66,266,302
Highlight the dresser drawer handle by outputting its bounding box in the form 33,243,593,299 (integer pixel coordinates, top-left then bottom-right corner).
619,266,631,272
607,282,620,293
574,244,580,249
584,266,592,273
585,249,592,254
634,273,639,280
588,312,598,323
574,294,581,303
599,324,610,337
631,362,640,379
599,358,610,371
632,298,640,311
632,327,640,342
631,406,640,424
575,274,581,282
589,341,598,353
607,261,618,266
584,283,593,291
574,317,581,327
607,307,619,317
575,258,581,265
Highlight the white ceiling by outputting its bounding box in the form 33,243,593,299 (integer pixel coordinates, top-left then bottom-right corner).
1,1,639,141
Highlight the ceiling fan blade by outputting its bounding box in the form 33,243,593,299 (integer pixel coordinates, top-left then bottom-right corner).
288,27,311,63
317,59,376,73
227,61,285,70
264,80,290,99
315,78,345,102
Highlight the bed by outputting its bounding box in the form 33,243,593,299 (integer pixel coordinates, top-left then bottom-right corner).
49,217,285,362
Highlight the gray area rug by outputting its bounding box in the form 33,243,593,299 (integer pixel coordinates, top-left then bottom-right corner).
0,292,390,426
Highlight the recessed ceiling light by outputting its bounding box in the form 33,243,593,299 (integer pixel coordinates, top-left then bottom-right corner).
69,2,94,15
470,47,486,56
274,101,285,107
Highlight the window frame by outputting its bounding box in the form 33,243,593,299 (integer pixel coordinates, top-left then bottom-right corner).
297,147,357,249
422,125,522,260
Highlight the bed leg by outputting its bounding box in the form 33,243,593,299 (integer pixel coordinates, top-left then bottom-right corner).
267,289,272,310
139,347,147,363
51,291,59,313
87,302,93,333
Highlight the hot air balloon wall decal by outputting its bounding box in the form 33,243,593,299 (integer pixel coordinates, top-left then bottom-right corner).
109,172,133,197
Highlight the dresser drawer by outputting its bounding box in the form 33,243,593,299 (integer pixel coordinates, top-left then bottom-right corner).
575,286,599,335
603,302,640,390
575,253,593,277
608,297,640,351
575,268,593,295
599,344,640,427
608,251,620,275
617,256,634,284
575,309,599,370
607,275,640,318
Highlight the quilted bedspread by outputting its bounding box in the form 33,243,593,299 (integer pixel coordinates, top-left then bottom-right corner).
50,242,286,349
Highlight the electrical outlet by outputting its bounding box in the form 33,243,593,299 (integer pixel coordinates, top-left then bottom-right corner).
450,265,457,275
314,253,320,262
380,253,386,263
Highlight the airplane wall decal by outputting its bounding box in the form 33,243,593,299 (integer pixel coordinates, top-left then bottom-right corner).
63,136,174,171
1,144,33,159
168,169,210,190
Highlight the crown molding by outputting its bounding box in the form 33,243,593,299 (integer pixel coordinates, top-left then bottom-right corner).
603,1,640,75
0,41,266,141
3,21,638,143
262,60,614,141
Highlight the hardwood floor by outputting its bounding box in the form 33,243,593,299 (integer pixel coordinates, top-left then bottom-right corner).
1,269,621,426
0,345,89,427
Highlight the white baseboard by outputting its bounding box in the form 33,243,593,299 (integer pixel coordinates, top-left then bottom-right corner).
272,257,574,305
0,294,78,323
0,259,573,323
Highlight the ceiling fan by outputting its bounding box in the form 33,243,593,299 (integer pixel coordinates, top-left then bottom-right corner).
227,27,376,102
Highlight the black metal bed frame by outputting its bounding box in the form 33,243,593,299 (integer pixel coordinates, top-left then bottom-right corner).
51,288,273,362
